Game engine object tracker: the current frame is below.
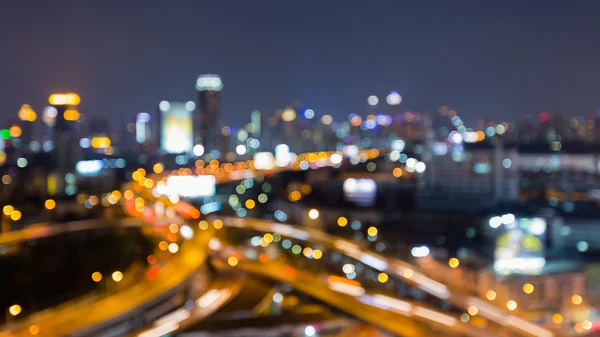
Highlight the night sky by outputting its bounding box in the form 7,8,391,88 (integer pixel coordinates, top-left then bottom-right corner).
2,1,600,128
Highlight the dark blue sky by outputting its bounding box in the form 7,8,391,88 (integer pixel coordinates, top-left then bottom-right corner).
2,0,600,128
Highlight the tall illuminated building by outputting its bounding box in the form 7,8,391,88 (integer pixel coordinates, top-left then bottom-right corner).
48,93,82,196
195,74,222,152
158,100,195,154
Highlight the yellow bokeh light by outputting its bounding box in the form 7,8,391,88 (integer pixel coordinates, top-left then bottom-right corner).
552,314,563,324
3,205,14,216
112,271,123,282
467,306,478,316
263,233,273,243
168,243,179,253
288,190,301,202
199,220,209,230
63,109,80,121
523,283,534,294
313,249,323,260
572,295,583,305
367,226,378,237
45,199,56,210
18,104,37,122
308,209,319,220
403,269,414,279
448,257,460,268
392,167,403,178
169,223,179,233
9,125,22,138
213,219,224,229
337,217,348,227
29,325,40,335
9,304,21,316
228,256,238,266
153,163,164,174
91,272,102,282
10,210,22,221
49,93,80,106
124,190,134,200
91,136,111,149
378,272,389,283
245,199,256,209
303,247,313,257
506,300,517,311
486,290,497,301
158,240,169,251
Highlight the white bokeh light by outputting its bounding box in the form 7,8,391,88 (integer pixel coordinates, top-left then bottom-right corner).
367,95,379,106
386,91,402,105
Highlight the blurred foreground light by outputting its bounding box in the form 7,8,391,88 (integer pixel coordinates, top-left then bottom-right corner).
467,305,478,316
411,246,430,257
523,283,534,294
29,325,40,335
91,272,102,282
10,210,22,221
367,226,378,237
91,136,111,149
45,199,56,210
3,205,14,215
337,216,348,227
448,258,460,268
281,107,297,122
552,314,563,324
304,325,316,337
193,144,205,157
486,290,497,300
9,304,21,316
321,114,333,125
386,91,402,105
506,300,517,311
48,93,80,106
367,95,379,106
18,104,37,122
228,256,238,266
378,272,389,283
308,209,319,220
168,243,179,253
112,271,123,282
273,293,283,303
572,295,583,305
63,109,80,121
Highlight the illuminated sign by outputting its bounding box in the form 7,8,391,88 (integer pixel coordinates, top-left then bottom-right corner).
493,217,547,275
166,175,215,198
160,101,193,154
343,178,377,207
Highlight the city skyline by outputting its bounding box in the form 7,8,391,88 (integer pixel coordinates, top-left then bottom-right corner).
3,1,600,128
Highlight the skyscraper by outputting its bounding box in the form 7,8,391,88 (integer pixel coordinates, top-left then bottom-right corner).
195,74,222,153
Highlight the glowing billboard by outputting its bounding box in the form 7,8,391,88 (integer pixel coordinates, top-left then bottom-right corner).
160,101,193,154
493,217,546,275
166,175,216,198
